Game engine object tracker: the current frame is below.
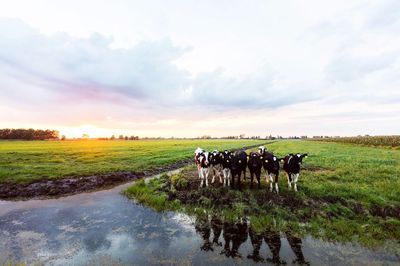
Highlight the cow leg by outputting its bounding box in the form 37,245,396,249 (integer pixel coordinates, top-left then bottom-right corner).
257,172,261,189
223,169,229,187
237,172,241,190
198,165,202,179
250,171,254,188
275,173,279,193
210,166,215,184
291,174,296,191
196,165,201,179
269,173,274,192
294,173,299,192
287,173,292,190
200,169,204,188
227,170,231,187
222,169,226,187
219,166,223,183
205,169,209,187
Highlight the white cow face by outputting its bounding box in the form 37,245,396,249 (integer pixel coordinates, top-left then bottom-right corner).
199,152,210,166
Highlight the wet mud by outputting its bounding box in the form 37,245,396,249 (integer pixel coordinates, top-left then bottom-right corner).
0,159,194,200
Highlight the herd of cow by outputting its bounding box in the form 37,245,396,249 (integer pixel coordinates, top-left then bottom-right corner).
194,146,308,192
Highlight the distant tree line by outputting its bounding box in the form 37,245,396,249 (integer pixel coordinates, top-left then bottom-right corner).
110,135,139,140
0,128,59,140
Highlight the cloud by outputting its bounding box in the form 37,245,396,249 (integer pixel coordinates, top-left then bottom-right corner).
0,18,318,113
325,52,398,82
0,18,190,104
0,0,399,137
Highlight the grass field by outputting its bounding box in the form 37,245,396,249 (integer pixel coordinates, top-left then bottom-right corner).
125,140,400,249
0,139,266,183
266,140,399,206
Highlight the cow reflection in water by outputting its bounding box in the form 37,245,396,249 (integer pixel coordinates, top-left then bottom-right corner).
249,229,308,265
194,215,213,251
221,219,248,258
247,227,263,262
286,232,308,265
211,216,223,247
264,229,284,264
195,215,308,264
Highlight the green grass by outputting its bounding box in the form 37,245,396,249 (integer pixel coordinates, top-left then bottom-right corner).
124,140,400,250
0,139,266,183
264,140,400,206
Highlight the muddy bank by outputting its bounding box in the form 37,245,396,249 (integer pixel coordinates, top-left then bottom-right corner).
165,167,400,220
0,143,266,200
0,158,194,200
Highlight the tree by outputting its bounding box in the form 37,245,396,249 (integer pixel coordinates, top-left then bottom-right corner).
110,135,116,140
118,135,124,140
61,135,66,140
0,128,59,140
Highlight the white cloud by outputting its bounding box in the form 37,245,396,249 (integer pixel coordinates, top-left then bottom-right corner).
0,1,399,137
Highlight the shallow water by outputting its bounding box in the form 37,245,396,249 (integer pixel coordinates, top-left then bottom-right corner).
0,179,398,265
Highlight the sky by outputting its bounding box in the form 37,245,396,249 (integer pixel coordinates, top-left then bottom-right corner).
0,0,399,138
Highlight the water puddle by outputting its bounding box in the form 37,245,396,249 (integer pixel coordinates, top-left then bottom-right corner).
0,173,398,265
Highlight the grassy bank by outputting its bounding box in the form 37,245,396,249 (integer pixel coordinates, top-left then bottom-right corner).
0,139,266,183
125,140,400,250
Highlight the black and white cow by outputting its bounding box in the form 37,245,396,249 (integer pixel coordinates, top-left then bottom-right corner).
247,152,262,188
209,150,223,184
282,153,308,191
230,150,247,189
220,150,233,187
262,154,281,193
258,146,274,182
198,151,211,187
194,147,204,179
258,145,267,155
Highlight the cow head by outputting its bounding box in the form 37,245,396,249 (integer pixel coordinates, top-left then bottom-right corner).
248,152,261,168
199,151,210,167
209,150,220,165
258,146,266,154
231,150,247,172
221,150,232,167
291,153,308,165
270,156,280,170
